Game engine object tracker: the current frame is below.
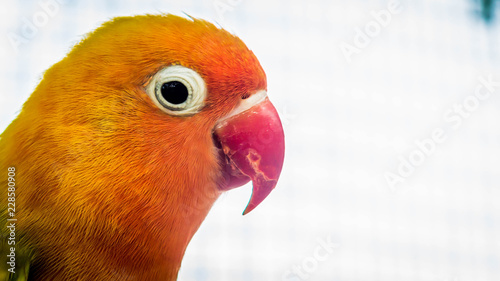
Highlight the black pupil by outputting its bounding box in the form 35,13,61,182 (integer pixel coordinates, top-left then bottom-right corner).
160,81,188,105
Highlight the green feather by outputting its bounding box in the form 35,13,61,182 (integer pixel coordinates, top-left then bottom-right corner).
1,210,34,281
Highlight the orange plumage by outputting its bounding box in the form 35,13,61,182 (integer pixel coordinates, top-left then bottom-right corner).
1,14,284,280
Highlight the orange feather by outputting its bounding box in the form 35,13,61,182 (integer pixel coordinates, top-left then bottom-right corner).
1,14,266,280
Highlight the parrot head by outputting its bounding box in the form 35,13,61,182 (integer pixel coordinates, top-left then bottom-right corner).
0,14,284,280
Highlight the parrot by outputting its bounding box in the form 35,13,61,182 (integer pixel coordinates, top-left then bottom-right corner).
0,14,285,280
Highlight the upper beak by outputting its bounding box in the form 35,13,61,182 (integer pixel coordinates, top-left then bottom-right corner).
214,91,285,215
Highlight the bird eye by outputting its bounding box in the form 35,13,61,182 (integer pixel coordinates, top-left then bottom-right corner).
161,81,189,105
147,65,206,116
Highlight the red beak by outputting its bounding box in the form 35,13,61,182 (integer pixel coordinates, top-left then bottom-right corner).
214,93,285,215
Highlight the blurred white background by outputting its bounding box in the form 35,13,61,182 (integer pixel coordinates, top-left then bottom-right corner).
1,0,500,280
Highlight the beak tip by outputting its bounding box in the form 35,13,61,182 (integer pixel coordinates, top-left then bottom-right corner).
241,179,277,215
242,207,251,216
242,200,259,216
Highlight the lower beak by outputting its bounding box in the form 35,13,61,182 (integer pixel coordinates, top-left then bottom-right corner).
214,94,285,215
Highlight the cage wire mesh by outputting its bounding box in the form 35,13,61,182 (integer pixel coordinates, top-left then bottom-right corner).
1,0,499,280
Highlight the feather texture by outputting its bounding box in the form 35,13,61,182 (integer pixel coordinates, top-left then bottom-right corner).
0,14,266,280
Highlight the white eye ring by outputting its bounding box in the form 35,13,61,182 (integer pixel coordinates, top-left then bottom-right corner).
146,65,207,116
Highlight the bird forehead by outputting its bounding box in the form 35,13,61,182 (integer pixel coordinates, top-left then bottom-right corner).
68,15,266,98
